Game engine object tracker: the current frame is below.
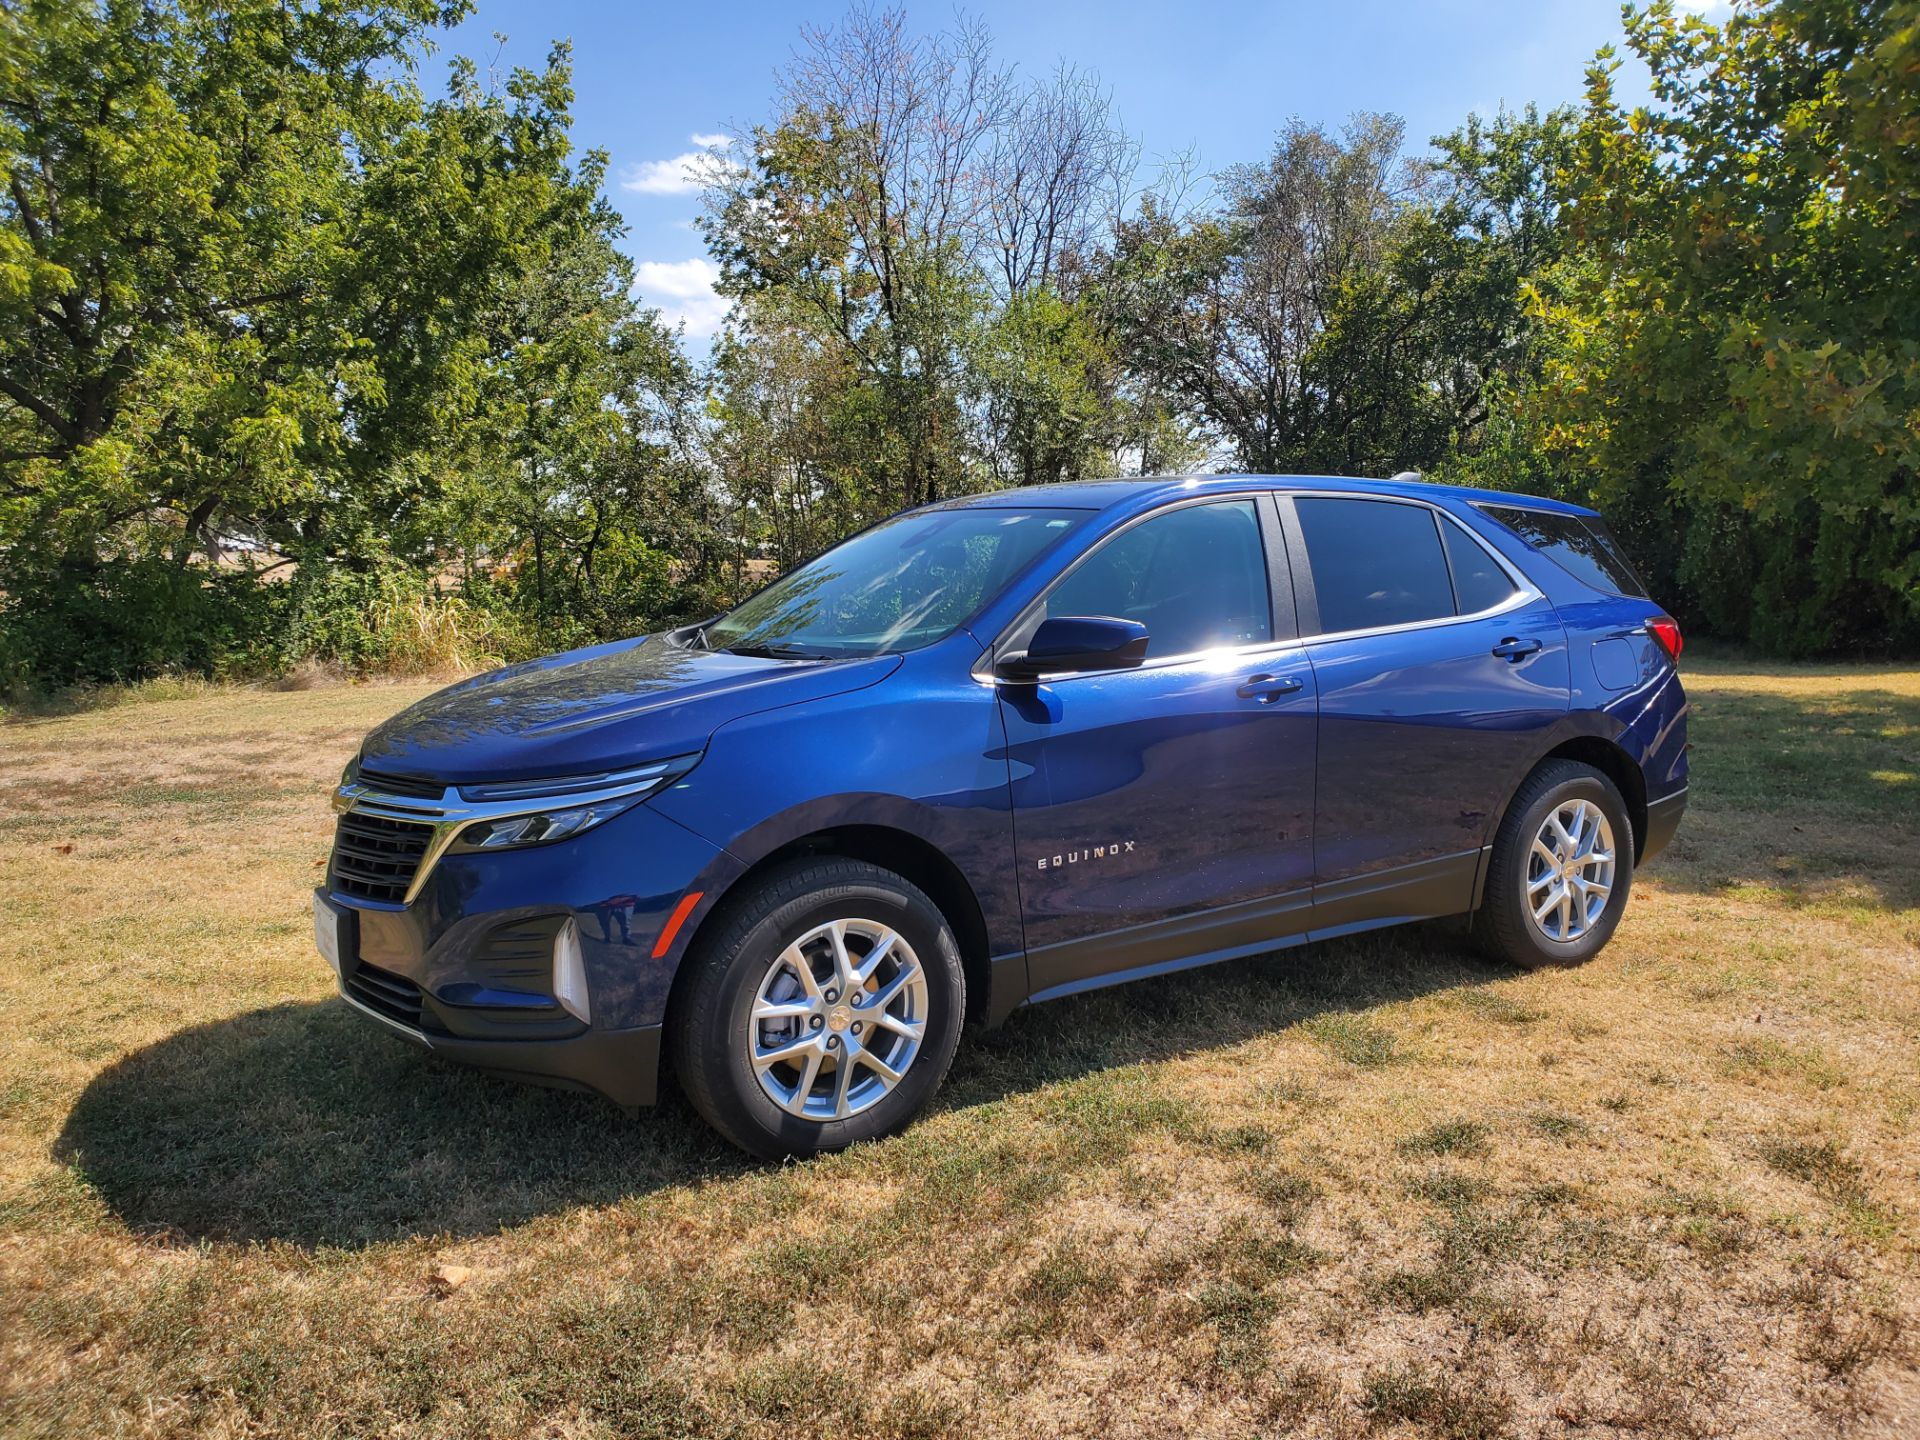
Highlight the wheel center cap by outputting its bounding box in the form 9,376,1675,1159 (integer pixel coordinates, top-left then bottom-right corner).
826,1008,851,1033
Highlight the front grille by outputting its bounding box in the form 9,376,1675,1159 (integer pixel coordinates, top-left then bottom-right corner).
357,767,447,801
344,959,426,1028
330,811,435,903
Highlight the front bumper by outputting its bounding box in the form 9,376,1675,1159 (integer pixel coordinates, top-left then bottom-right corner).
337,978,663,1108
315,793,742,1109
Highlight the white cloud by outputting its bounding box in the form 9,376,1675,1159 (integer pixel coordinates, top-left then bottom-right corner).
632,256,730,337
1672,0,1734,14
620,132,733,195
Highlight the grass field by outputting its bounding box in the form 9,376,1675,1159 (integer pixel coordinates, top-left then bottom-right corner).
2,659,1917,1438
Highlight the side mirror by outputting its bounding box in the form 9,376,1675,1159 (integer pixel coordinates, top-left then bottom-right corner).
998,616,1149,681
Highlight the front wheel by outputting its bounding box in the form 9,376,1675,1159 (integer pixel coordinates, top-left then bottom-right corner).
670,858,966,1159
1476,759,1635,969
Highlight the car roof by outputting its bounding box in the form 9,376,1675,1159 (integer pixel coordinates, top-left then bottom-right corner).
927,473,1601,518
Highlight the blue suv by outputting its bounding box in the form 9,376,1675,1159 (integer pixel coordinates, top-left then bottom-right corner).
316,475,1688,1157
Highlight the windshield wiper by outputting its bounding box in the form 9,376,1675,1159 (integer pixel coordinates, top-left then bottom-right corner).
722,642,832,661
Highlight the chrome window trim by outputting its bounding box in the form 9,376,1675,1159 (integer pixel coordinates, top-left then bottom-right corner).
985,635,1313,687
1299,582,1538,646
330,764,684,906
1468,498,1598,520
1282,491,1545,645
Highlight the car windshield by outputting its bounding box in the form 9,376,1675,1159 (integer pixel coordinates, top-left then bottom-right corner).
700,507,1090,658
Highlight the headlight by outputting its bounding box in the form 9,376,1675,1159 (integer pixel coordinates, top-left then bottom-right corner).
453,802,634,851
341,755,361,786
446,755,699,853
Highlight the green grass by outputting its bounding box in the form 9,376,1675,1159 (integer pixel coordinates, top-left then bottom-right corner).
1,662,1917,1437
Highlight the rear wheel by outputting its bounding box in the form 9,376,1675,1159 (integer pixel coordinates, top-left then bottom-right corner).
1477,759,1634,969
671,858,965,1159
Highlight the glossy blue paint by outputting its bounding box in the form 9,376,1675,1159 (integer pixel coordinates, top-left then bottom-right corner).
358,632,902,783
1000,644,1317,978
1304,593,1570,882
348,800,735,1031
650,635,1029,968
320,472,1689,1107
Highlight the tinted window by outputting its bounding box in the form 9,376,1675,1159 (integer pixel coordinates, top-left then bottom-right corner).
1295,497,1455,634
705,507,1088,657
1481,505,1648,598
1441,517,1518,614
1045,500,1271,658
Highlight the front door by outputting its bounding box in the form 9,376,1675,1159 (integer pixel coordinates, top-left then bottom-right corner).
995,497,1319,999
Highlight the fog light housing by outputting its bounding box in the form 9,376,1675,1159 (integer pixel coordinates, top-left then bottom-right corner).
553,920,591,1024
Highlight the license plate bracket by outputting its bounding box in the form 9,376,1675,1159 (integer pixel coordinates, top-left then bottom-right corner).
313,892,356,975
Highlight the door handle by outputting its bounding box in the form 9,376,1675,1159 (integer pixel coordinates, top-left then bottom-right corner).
1491,637,1542,662
1236,673,1303,702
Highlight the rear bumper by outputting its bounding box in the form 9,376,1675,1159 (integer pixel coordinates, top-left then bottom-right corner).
337,983,662,1109
1641,785,1687,866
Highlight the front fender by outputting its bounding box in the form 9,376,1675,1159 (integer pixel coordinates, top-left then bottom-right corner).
649,643,1024,963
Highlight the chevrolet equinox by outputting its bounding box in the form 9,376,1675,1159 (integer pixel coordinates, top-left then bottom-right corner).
316,475,1689,1158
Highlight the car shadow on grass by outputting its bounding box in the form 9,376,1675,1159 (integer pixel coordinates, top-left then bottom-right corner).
56,925,1499,1249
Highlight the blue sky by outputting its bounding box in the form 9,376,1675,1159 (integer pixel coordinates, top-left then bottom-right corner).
434,0,1718,339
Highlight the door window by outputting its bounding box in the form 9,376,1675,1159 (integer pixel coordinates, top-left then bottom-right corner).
1043,500,1272,659
1295,497,1457,634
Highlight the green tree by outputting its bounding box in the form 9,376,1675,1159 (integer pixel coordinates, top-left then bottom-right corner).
1111,108,1576,479
702,6,1143,554
1521,0,1920,652
0,1,684,683
450,215,709,650
0,0,463,557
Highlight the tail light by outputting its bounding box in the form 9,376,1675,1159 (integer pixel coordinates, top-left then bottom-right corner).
1648,615,1683,663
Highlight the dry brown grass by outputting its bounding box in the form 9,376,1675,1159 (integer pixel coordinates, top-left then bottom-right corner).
1,659,1917,1438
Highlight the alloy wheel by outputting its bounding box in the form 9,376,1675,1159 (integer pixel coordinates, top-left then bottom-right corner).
747,917,929,1121
1525,798,1616,942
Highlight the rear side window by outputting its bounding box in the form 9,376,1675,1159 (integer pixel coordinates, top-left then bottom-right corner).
1481,505,1647,598
1295,497,1456,633
1441,517,1518,615
1045,499,1271,658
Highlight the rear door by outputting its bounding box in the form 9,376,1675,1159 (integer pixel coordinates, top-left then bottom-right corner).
996,496,1319,997
1275,494,1570,932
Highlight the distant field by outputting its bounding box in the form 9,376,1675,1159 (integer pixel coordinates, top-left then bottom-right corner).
1,661,1916,1438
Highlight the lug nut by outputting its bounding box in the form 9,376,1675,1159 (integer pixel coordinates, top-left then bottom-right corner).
827,1035,839,1049
824,989,838,1003
810,1016,823,1030
851,1022,863,1035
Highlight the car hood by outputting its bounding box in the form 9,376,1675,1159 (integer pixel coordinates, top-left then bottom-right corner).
358,633,900,785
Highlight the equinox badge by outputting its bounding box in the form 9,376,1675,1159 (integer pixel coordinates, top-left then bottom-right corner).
1039,841,1137,870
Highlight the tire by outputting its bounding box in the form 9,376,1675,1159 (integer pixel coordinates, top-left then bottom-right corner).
1476,759,1635,969
670,857,966,1160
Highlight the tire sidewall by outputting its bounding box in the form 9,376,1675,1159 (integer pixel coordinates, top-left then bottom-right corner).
1499,770,1635,967
694,871,964,1157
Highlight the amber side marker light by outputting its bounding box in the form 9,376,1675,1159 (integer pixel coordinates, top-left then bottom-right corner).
652,891,704,958
1648,616,1684,663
